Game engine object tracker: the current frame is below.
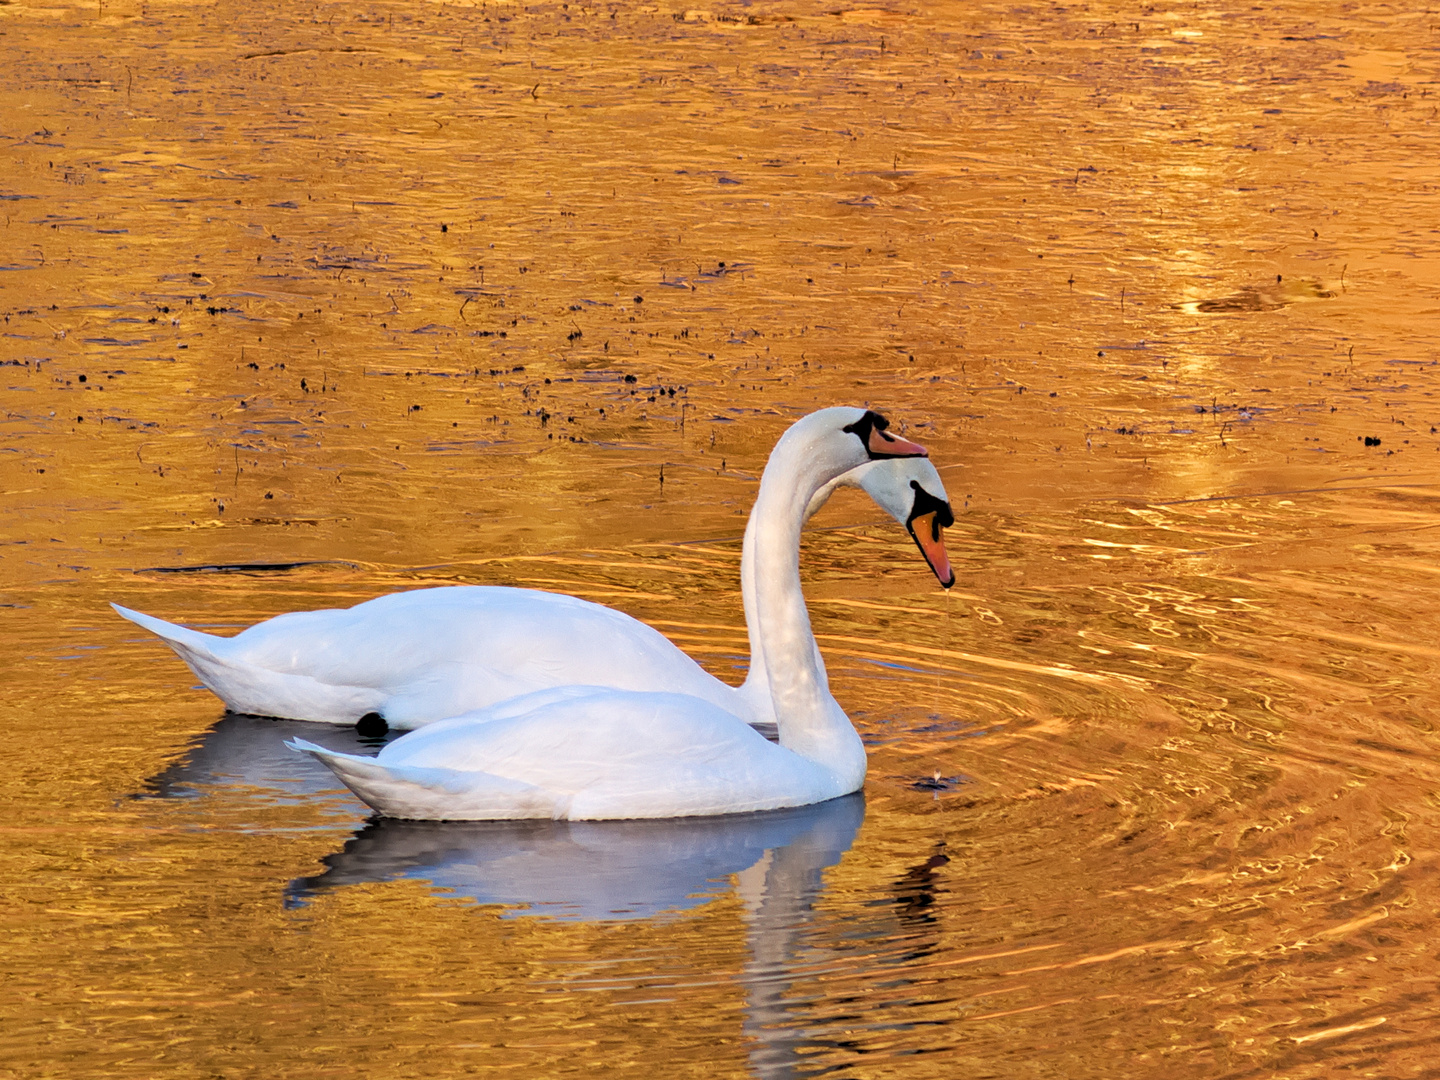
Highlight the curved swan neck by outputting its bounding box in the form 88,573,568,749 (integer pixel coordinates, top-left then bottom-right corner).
738,522,771,714
741,437,865,777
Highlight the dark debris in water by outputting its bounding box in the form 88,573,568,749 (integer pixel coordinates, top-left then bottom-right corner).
908,773,970,793
137,559,359,574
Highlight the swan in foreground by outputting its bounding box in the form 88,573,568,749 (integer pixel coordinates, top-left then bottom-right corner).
285,407,955,820
113,407,953,735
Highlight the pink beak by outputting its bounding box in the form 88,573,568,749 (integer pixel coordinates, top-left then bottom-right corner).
868,427,929,458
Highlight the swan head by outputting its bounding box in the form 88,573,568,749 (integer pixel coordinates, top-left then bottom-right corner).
779,407,930,478
807,456,957,589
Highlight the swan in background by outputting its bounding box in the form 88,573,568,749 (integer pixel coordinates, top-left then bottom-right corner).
288,407,956,820
113,407,953,734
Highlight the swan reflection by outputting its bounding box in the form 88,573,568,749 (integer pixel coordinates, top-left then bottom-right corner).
293,791,871,1079
139,714,948,1078
135,712,392,803
286,795,863,919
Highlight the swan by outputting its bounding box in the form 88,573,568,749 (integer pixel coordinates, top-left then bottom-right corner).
285,407,956,821
113,407,954,735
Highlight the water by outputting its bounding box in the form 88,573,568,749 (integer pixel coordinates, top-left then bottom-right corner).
4,1,1440,1075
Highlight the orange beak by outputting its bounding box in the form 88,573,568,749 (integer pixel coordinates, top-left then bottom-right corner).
868,427,929,459
907,510,955,589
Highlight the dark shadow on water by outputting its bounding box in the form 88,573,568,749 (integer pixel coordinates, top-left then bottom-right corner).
135,559,361,574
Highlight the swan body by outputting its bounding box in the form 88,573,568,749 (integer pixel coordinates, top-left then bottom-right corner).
291,685,854,821
287,407,955,820
114,408,952,734
113,587,744,729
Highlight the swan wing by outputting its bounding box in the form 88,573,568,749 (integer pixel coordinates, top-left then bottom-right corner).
312,690,848,821
115,587,742,728
288,738,566,820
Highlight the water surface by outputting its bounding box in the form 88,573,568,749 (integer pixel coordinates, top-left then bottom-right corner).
3,1,1440,1076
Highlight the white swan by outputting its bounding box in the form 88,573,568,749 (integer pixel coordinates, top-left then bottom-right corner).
113,407,954,735
286,407,955,821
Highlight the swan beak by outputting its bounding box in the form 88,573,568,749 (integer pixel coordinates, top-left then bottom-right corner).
907,511,955,589
868,427,929,459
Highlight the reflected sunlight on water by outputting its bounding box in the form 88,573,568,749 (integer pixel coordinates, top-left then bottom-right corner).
3,0,1440,1076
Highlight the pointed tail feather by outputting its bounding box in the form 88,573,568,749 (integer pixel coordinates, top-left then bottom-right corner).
111,602,228,658
111,602,244,697
287,738,565,821
111,603,382,724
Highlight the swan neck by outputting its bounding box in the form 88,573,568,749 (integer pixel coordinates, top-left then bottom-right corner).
744,451,864,778
737,514,770,716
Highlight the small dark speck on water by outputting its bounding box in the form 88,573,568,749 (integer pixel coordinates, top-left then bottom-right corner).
910,772,965,792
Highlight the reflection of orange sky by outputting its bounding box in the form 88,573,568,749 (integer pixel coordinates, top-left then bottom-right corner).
5,0,1431,547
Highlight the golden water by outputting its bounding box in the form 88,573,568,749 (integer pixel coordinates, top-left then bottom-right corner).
4,0,1440,1075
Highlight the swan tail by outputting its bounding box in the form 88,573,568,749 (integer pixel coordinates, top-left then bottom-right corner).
287,739,566,821
111,602,224,656
111,603,383,725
